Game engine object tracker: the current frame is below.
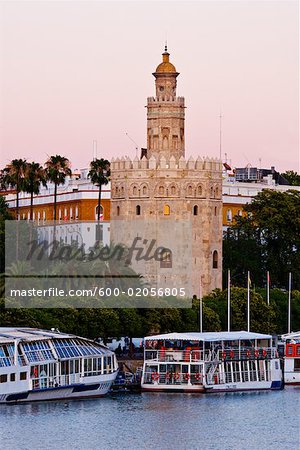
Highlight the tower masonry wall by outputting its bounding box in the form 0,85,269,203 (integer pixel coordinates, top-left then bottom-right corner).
110,155,223,297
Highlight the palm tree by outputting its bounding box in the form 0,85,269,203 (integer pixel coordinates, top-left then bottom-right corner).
88,158,110,222
2,159,27,220
24,162,47,221
45,155,72,221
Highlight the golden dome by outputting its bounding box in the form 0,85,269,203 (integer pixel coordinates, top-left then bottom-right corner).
155,48,177,74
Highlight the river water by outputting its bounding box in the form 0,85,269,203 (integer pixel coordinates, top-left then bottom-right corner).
0,388,299,450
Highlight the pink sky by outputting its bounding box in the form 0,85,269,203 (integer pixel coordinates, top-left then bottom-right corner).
0,1,299,172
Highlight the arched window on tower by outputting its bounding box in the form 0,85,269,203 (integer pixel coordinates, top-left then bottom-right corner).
197,185,202,197
136,205,141,216
163,204,170,215
193,205,198,216
117,206,120,216
159,185,164,196
213,250,218,269
160,249,172,269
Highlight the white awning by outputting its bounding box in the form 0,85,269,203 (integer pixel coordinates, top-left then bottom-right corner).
144,331,272,342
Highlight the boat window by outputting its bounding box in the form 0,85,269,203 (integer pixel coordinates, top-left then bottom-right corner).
294,359,300,372
22,341,54,362
297,346,300,355
53,339,104,359
287,345,293,356
0,344,14,367
0,374,7,383
20,372,27,380
10,373,16,382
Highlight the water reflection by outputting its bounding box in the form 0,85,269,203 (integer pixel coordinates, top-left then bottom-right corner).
0,389,299,450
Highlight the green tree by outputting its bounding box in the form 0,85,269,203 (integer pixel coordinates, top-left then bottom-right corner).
45,155,72,221
223,189,300,289
2,159,27,219
24,162,47,220
204,287,277,333
88,158,110,223
281,170,300,186
0,196,12,273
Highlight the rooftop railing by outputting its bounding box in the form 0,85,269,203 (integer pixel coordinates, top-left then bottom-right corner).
144,347,277,363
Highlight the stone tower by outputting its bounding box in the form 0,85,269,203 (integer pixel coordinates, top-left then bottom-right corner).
147,46,185,161
110,48,222,297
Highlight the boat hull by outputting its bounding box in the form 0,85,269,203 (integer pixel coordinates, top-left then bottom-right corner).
0,376,117,404
142,380,282,393
142,384,205,393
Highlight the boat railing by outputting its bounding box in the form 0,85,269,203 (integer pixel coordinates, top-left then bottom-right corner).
206,367,271,385
143,370,204,385
144,349,210,363
144,347,277,363
31,373,81,390
218,347,276,361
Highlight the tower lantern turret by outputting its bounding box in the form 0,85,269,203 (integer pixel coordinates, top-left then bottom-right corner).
153,45,179,98
147,46,185,161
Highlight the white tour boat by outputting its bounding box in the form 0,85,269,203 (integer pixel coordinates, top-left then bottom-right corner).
141,331,282,393
280,331,300,386
0,328,118,403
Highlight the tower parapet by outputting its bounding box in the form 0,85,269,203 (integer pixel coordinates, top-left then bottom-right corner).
111,156,222,172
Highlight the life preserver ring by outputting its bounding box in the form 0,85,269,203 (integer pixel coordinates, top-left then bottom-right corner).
222,351,227,360
174,372,180,380
184,373,190,381
230,350,235,359
195,372,202,381
254,349,259,358
33,367,38,378
151,372,159,381
262,349,267,358
246,349,251,358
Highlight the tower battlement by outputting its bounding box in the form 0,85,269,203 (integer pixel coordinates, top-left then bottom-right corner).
147,96,185,105
111,155,222,173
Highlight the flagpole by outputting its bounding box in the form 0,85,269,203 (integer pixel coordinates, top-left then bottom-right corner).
267,271,270,306
227,269,231,332
288,272,292,334
247,271,250,332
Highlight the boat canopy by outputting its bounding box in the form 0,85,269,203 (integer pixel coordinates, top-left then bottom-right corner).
0,327,75,343
144,331,273,342
281,331,300,341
